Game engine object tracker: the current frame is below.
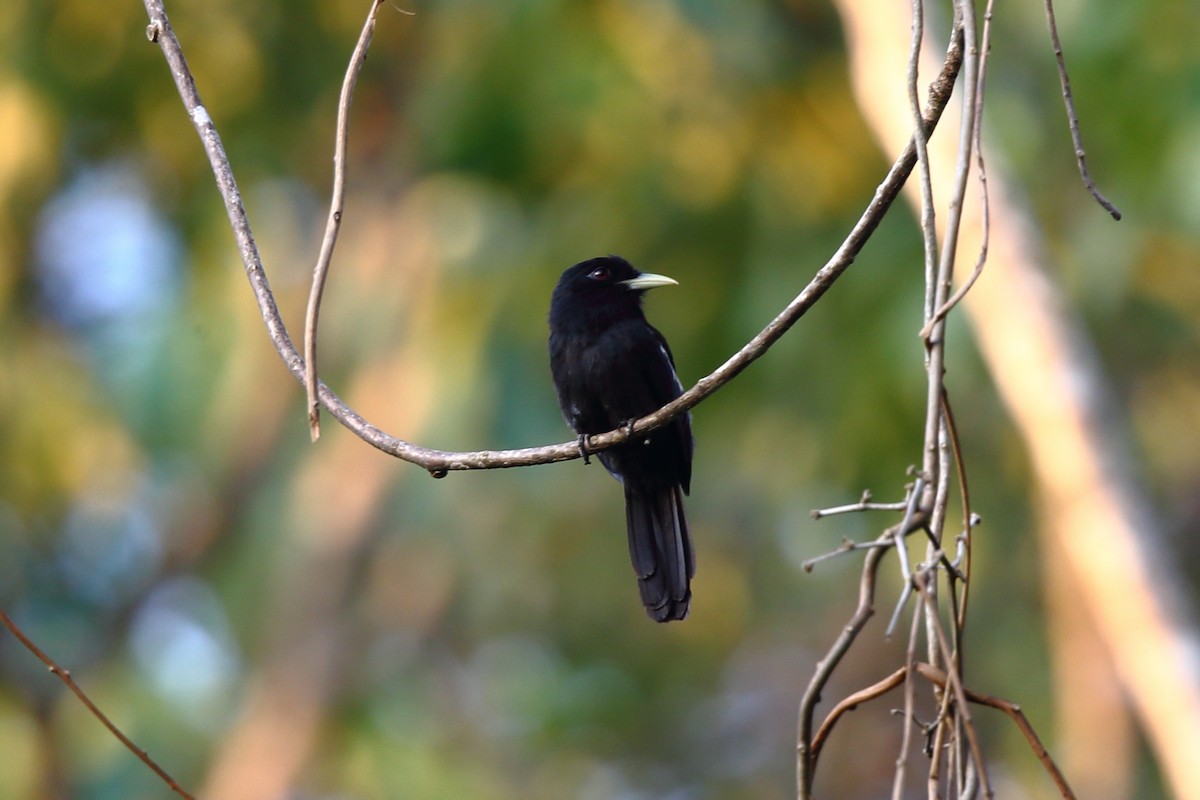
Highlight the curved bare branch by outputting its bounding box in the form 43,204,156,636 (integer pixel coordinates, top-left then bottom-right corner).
305,0,385,440
143,0,959,477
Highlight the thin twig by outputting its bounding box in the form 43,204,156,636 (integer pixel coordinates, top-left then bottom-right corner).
1,609,196,800
796,506,930,798
916,663,1079,799
885,477,925,638
924,422,949,663
798,31,964,800
1041,0,1122,220
940,390,974,634
918,0,996,339
929,421,953,551
925,659,954,798
811,490,909,519
813,659,1076,799
892,604,924,800
913,24,970,778
886,580,916,641
908,0,939,323
810,667,907,762
144,0,963,478
912,567,992,798
919,0,971,484
913,11,975,789
802,538,895,572
798,531,890,799
305,0,385,441
811,502,909,518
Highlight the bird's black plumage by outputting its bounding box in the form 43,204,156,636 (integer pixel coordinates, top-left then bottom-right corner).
548,255,694,622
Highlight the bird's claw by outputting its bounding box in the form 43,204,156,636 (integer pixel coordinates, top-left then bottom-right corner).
577,433,591,465
623,418,649,446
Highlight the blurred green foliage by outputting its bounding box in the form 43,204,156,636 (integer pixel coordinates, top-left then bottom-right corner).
0,0,1196,798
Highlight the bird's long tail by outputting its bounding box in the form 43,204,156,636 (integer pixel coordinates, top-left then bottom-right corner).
624,484,693,622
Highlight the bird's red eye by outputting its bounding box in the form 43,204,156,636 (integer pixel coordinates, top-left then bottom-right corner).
588,266,610,281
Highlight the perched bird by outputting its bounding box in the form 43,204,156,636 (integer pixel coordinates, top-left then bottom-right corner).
548,255,694,622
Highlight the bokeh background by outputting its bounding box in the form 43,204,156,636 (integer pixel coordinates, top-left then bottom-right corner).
1,0,1198,798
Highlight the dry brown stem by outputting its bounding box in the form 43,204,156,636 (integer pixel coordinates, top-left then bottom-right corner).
304,0,385,441
142,0,960,478
0,609,196,800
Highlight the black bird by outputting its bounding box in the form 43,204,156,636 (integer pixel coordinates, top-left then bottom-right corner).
548,255,694,622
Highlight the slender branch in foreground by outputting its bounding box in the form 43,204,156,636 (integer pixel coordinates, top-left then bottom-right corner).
884,477,926,638
810,666,908,762
916,663,1079,800
795,506,930,799
919,4,971,493
918,0,996,339
912,566,992,797
144,0,962,477
891,603,923,800
907,0,938,324
797,530,890,799
305,0,385,441
1041,0,1122,220
1,609,196,800
940,389,974,633
801,538,894,572
796,29,964,800
811,490,909,519
808,660,1078,800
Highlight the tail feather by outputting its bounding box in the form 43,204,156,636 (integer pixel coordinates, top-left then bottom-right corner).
624,484,693,622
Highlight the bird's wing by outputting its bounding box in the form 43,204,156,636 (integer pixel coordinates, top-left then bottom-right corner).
645,324,693,494
593,322,693,493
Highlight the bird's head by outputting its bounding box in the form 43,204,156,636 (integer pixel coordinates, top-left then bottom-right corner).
550,256,677,330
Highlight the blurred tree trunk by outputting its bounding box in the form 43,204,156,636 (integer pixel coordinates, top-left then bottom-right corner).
200,201,446,800
833,1,1200,798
